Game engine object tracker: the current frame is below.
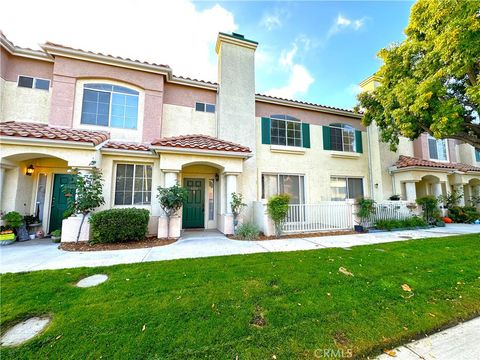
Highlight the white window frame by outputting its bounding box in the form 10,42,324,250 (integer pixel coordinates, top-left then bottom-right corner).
114,163,152,206
261,173,306,204
330,176,364,201
329,123,356,152
427,135,449,162
17,75,51,90
270,115,303,147
81,83,139,129
195,102,216,113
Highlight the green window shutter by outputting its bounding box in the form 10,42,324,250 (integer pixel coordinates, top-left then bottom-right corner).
355,130,363,153
301,123,310,148
475,149,480,162
261,117,271,144
322,126,331,150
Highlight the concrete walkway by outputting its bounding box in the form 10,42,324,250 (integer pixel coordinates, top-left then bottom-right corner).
377,317,480,360
0,224,478,274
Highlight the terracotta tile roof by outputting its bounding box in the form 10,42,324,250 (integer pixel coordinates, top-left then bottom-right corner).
102,141,151,152
42,41,171,69
151,134,251,153
255,93,359,115
0,121,109,146
172,75,218,86
395,155,480,172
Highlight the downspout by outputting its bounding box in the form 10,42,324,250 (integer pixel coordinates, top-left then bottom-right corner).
366,125,375,199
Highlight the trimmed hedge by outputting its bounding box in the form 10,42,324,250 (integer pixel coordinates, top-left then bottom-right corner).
374,216,428,231
89,208,150,244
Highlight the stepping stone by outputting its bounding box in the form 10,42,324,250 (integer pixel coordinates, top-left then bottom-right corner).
0,317,51,346
76,274,108,288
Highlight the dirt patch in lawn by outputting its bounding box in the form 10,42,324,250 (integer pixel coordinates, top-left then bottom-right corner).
228,230,356,241
59,237,177,251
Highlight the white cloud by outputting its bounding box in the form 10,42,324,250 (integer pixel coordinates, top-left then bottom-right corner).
259,7,290,31
266,40,315,99
346,84,363,96
267,64,315,99
328,14,366,37
0,0,237,81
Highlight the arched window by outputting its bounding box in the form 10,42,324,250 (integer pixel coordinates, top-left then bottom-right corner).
328,123,356,152
270,114,302,147
81,83,139,129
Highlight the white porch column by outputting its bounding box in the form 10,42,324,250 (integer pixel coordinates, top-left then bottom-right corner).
0,167,5,205
164,171,179,187
405,181,417,202
225,173,238,214
432,182,442,198
453,184,465,206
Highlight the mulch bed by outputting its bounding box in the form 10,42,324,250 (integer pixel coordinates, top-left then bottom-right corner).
59,237,177,252
228,230,356,241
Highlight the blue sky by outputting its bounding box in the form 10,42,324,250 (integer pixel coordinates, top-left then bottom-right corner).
198,1,413,109
1,0,413,110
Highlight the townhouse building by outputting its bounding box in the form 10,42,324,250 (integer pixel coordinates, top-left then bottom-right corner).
0,31,479,238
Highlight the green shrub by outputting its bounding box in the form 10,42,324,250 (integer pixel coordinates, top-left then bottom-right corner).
89,208,150,244
448,206,480,223
2,211,24,230
235,223,260,240
356,198,376,228
416,196,440,224
267,194,291,237
374,216,427,231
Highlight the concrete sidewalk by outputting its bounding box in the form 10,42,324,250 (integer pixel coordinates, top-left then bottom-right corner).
377,317,480,360
0,224,478,274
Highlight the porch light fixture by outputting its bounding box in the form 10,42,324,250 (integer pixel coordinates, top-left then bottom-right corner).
215,173,219,182
26,164,35,176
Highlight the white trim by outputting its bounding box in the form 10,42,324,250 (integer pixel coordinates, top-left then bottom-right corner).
330,176,365,201
0,35,54,62
269,117,303,148
261,173,306,204
0,136,96,149
427,135,449,162
17,75,51,91
101,149,156,157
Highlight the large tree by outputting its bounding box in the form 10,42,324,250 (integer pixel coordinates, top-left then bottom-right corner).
356,0,480,150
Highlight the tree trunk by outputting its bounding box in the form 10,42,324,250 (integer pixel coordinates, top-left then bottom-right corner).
166,214,170,239
76,212,87,242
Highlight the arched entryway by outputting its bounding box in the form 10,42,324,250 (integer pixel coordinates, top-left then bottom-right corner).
1,153,73,234
181,162,223,230
415,174,444,198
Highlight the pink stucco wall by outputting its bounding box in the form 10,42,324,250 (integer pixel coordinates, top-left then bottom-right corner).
413,133,458,162
255,102,365,131
49,56,164,141
1,48,53,81
163,83,216,107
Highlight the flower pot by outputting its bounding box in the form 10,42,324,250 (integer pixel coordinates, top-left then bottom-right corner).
0,233,16,245
354,225,365,233
51,236,61,243
29,234,36,240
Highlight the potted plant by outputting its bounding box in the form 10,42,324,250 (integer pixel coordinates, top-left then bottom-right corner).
355,198,376,232
157,184,189,238
51,230,62,243
65,167,105,242
0,211,24,245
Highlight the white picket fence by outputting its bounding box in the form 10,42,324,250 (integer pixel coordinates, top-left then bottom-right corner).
371,201,412,222
283,202,353,233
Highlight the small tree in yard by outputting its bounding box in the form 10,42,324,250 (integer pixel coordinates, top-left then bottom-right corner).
416,196,440,225
267,194,291,238
230,192,246,230
65,167,105,242
356,198,376,231
157,184,188,238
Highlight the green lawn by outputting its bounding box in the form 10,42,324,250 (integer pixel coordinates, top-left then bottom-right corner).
1,234,479,359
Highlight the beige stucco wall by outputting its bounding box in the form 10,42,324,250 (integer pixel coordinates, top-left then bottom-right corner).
161,104,216,138
458,143,480,166
0,79,51,123
254,118,371,202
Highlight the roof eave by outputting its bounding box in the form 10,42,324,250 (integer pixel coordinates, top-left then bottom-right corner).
255,94,362,119
41,44,173,79
1,36,54,62
0,135,98,149
152,146,252,158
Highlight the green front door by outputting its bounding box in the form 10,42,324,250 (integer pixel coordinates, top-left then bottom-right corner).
49,174,75,233
183,178,205,228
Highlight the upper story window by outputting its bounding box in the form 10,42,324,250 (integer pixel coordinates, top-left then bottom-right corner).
270,114,302,147
475,148,480,162
195,102,215,113
428,135,448,161
323,123,363,153
17,76,50,90
81,83,139,129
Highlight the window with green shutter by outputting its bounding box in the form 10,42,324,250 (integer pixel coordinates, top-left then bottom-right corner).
261,117,271,144
323,126,331,150
324,124,362,153
301,123,310,148
262,115,309,148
